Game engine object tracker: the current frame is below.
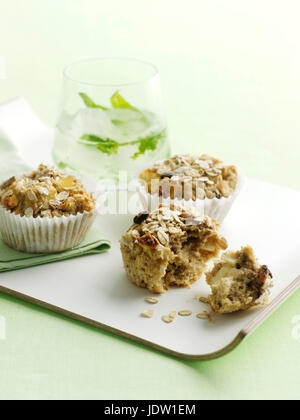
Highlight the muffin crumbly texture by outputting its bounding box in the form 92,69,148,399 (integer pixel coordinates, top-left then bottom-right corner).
140,154,238,200
0,164,95,218
206,246,273,314
120,205,228,294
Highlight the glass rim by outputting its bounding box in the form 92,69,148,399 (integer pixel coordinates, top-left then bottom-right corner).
63,57,159,88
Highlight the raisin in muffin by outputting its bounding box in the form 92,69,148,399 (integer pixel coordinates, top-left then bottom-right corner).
120,205,228,294
0,164,96,253
139,154,243,223
206,246,273,314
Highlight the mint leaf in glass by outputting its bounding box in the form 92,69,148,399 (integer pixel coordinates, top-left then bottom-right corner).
132,130,165,159
78,91,163,159
110,91,139,112
80,135,120,155
79,93,108,110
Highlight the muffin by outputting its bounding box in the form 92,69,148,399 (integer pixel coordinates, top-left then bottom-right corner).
206,246,273,314
0,164,96,253
120,205,228,294
139,154,243,223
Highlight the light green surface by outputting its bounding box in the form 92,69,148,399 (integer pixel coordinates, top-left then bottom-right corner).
0,0,300,400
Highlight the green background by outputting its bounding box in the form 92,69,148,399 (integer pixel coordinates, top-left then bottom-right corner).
0,0,300,400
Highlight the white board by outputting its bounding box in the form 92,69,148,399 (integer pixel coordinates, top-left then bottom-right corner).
0,98,299,360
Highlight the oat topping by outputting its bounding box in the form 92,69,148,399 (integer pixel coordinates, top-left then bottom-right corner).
128,204,221,249
140,154,238,200
0,164,95,218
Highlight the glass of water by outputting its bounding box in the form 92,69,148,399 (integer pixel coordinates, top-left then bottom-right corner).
53,58,171,182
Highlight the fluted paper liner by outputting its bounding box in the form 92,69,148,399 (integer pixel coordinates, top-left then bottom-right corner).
0,205,97,254
138,173,245,224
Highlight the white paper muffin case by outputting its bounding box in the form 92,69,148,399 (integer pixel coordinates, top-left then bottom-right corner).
138,173,245,224
0,205,97,254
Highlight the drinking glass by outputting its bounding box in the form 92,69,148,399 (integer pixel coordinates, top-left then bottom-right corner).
53,58,171,181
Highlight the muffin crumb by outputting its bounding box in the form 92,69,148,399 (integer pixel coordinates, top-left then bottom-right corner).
206,246,273,314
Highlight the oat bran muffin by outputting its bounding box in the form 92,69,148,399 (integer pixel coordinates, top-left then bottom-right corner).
120,205,228,294
0,164,96,253
206,246,273,314
0,164,95,218
139,154,242,223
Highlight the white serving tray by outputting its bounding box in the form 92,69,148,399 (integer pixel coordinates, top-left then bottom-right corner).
0,98,299,360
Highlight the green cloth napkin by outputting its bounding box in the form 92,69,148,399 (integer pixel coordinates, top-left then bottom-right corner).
0,230,110,273
0,130,111,272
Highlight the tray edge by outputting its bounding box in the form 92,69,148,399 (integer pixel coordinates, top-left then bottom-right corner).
0,284,245,361
0,275,299,361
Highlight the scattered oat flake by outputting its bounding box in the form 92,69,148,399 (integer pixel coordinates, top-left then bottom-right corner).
162,315,173,324
197,312,208,319
169,311,177,319
199,297,209,304
197,311,214,323
141,309,154,319
178,310,192,317
145,297,159,305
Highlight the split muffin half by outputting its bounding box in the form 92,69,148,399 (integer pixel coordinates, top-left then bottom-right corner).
206,246,273,314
